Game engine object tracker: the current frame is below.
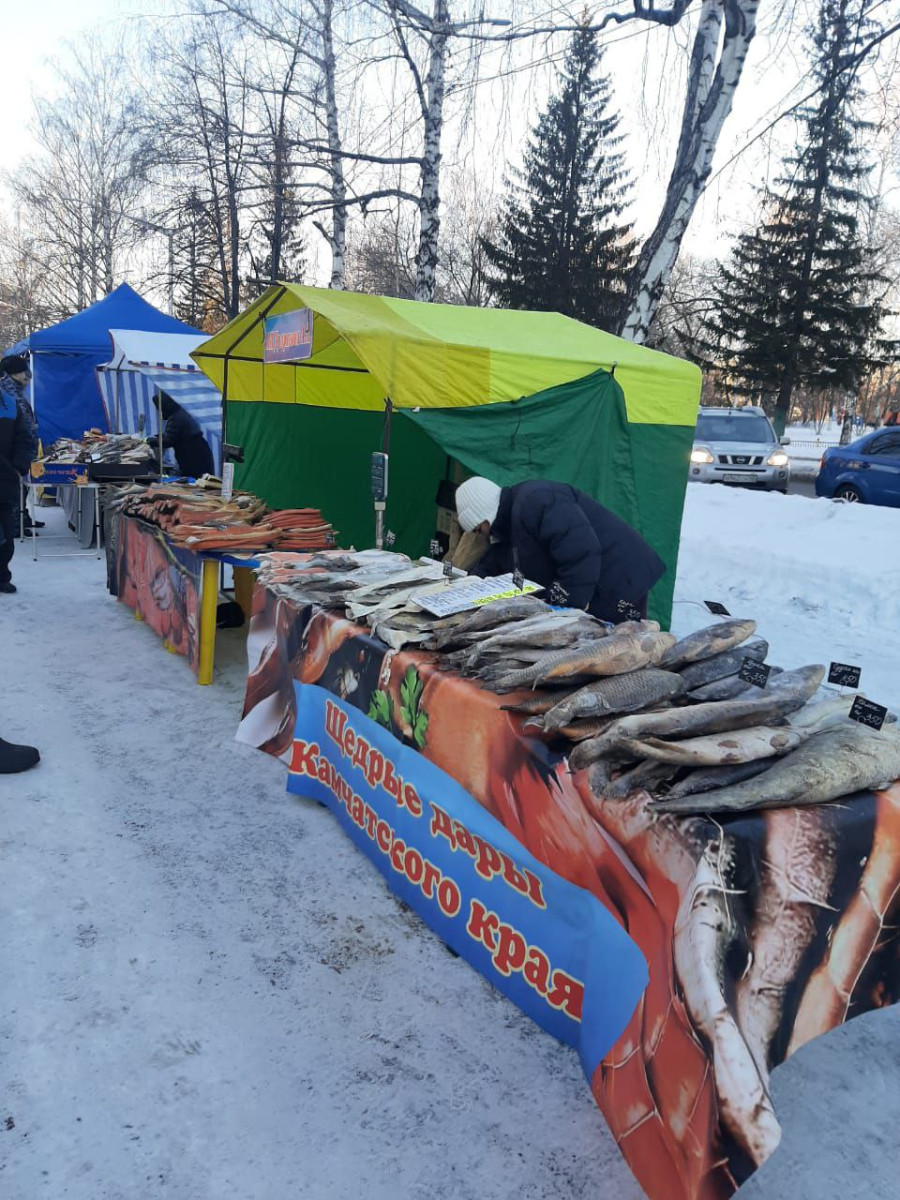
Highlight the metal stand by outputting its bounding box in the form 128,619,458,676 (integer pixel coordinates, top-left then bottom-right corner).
21,477,102,560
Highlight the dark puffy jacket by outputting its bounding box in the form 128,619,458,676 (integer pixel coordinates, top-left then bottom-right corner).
0,378,33,504
160,399,214,478
472,480,666,623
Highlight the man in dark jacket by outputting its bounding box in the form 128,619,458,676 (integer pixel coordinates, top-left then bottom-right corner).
455,476,666,624
0,365,34,594
0,354,43,534
153,392,214,479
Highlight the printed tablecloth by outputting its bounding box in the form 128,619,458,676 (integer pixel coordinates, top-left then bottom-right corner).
237,585,900,1200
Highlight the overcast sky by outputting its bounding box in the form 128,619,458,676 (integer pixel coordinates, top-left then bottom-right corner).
1,0,897,286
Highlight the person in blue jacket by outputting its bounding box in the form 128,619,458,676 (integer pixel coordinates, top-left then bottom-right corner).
454,476,666,625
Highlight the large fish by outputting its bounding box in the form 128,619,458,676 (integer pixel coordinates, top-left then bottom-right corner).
665,759,776,800
602,759,679,799
542,668,686,732
687,667,783,703
431,595,549,646
678,638,769,690
619,724,807,767
660,618,757,670
567,665,826,770
498,630,676,690
651,725,900,814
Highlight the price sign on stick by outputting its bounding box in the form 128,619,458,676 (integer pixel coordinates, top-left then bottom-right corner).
442,559,454,582
705,600,731,616
512,568,525,592
617,599,642,622
429,539,442,559
385,530,396,548
849,696,888,731
828,661,862,689
739,657,771,688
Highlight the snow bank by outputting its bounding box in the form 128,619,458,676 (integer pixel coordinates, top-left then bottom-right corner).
674,485,900,711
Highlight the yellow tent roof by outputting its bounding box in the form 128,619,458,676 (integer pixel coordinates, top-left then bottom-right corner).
192,284,701,426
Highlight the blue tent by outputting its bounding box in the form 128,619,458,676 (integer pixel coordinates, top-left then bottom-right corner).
29,284,199,446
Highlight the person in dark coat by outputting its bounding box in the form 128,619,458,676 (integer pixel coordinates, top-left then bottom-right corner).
153,392,214,479
0,354,43,534
454,477,666,624
0,364,34,594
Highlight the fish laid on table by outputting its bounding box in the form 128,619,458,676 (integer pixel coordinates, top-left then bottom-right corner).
494,630,676,691
603,759,679,799
567,665,826,770
542,668,686,732
501,690,585,717
678,638,769,690
430,595,550,647
660,619,757,670
651,725,900,815
664,759,776,800
619,724,808,767
688,666,784,702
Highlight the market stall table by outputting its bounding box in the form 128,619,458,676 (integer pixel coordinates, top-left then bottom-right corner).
21,463,101,561
237,585,900,1200
105,511,260,684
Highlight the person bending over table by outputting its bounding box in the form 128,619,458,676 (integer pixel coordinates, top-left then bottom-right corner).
152,392,214,479
454,476,665,625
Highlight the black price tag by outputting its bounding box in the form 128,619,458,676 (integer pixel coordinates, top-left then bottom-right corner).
617,599,642,622
849,696,887,731
705,600,731,616
512,568,525,592
385,529,396,548
549,581,569,606
442,559,454,580
828,661,861,688
429,538,442,559
739,657,771,688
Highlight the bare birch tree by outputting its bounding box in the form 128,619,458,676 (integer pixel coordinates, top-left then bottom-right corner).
10,34,150,318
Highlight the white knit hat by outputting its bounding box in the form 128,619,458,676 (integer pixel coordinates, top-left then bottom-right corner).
455,476,502,533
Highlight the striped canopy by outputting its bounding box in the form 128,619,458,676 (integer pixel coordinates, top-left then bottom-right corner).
97,329,223,469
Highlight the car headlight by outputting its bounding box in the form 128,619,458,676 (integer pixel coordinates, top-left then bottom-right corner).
691,447,715,464
767,451,789,467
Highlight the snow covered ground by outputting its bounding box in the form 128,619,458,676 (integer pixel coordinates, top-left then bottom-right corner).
674,483,900,713
2,498,899,1200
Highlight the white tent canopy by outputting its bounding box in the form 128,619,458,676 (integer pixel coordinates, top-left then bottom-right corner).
97,329,223,470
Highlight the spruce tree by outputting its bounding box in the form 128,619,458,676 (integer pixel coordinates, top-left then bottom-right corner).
481,25,634,331
702,0,887,434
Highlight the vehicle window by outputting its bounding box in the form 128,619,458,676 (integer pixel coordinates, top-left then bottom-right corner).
867,434,900,458
695,414,774,444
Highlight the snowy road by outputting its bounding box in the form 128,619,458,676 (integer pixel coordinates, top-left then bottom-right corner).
2,502,898,1200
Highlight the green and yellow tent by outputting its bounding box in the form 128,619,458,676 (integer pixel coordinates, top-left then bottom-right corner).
193,285,701,625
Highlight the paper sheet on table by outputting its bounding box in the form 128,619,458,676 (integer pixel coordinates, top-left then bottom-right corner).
412,573,542,617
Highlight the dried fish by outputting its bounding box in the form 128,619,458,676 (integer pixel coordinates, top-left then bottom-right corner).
660,618,757,670
665,759,775,800
430,595,549,646
603,760,679,799
567,665,826,770
651,725,900,815
542,669,687,732
678,638,769,690
620,724,807,767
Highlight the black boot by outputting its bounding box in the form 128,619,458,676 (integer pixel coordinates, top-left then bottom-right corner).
0,581,16,594
0,738,40,774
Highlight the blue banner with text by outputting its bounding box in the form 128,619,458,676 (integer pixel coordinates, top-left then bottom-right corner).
286,683,648,1073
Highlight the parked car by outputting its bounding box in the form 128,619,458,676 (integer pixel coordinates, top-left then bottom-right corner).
689,406,791,492
815,428,900,507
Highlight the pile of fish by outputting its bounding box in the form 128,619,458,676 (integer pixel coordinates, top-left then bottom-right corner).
41,431,155,465
115,482,335,553
251,551,900,816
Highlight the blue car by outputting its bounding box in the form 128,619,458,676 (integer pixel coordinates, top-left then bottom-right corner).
815,428,900,507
